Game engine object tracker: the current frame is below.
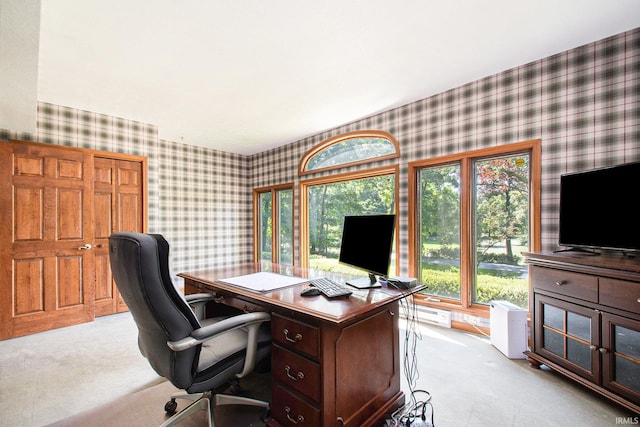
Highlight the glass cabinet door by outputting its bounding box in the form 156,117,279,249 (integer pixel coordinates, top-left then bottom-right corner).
602,313,640,403
534,294,600,382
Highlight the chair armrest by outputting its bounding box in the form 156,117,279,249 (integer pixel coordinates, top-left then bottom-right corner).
184,293,215,320
167,311,271,352
184,293,215,304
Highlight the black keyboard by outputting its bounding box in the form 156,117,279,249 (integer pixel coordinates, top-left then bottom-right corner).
308,277,352,298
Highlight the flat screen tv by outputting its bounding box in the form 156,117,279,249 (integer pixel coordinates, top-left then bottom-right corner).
339,214,396,288
558,161,640,254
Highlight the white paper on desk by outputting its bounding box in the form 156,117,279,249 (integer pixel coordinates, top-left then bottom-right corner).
219,272,308,292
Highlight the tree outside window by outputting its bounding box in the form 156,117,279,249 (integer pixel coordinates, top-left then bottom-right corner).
306,174,396,275
412,141,540,310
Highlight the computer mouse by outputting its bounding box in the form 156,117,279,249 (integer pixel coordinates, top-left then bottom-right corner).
300,287,321,297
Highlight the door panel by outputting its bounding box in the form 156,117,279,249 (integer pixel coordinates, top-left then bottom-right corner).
93,157,143,316
93,162,115,314
117,160,143,233
14,187,44,240
57,188,84,239
57,255,84,307
1,141,95,339
93,157,116,316
13,257,45,315
94,251,113,301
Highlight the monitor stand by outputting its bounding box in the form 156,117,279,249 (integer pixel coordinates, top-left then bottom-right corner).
346,273,382,289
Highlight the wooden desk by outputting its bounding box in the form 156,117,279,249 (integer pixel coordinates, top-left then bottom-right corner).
179,263,424,427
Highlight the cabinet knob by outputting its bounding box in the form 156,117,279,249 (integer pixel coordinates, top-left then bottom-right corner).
589,345,597,351
599,348,609,355
555,280,567,286
637,298,640,303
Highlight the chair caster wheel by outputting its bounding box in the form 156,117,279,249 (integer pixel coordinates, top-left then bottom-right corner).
164,399,178,414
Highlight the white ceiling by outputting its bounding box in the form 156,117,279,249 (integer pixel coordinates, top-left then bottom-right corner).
37,0,640,155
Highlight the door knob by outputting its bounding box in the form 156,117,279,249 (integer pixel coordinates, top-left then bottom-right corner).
78,244,92,250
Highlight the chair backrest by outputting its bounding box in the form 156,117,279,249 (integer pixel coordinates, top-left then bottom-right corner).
108,232,199,389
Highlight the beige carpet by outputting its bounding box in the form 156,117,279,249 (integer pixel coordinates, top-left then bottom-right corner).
47,372,271,427
3,312,635,427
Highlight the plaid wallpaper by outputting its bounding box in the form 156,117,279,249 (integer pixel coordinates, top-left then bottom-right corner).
251,28,640,273
1,28,638,282
0,105,250,286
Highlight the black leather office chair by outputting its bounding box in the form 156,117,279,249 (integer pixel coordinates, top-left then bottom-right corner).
108,232,271,426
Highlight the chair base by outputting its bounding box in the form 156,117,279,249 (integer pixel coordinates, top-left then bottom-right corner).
160,390,270,427
159,396,212,427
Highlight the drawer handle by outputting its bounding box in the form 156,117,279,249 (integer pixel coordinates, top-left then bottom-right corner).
555,280,567,286
285,406,304,424
285,365,304,381
283,328,303,343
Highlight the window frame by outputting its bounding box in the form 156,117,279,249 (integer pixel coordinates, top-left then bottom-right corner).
299,165,400,271
253,183,294,264
298,130,400,176
408,140,541,316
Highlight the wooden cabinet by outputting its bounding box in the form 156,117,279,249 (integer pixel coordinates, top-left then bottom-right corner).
271,314,322,426
269,306,403,427
525,251,640,414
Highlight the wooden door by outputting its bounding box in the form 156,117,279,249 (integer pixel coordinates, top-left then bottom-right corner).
94,157,144,316
0,141,95,339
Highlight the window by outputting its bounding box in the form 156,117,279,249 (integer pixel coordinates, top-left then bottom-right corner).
300,167,398,276
298,131,400,274
409,140,541,312
254,185,293,264
416,163,462,300
299,130,399,175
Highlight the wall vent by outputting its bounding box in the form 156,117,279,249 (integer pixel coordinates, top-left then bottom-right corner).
417,306,451,328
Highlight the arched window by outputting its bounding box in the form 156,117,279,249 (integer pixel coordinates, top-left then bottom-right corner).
299,130,399,176
298,130,400,275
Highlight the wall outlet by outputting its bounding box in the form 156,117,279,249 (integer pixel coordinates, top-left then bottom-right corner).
464,314,480,325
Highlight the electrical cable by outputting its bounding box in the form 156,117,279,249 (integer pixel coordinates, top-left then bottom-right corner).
386,283,435,426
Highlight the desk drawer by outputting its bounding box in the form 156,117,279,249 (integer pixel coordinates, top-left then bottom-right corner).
599,278,640,315
272,344,320,402
222,295,265,313
273,314,319,358
531,266,598,302
272,384,320,427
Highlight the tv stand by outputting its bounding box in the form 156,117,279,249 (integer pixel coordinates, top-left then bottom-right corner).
346,272,381,289
553,246,600,255
524,251,640,414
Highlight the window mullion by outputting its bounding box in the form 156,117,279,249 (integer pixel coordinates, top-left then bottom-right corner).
272,189,279,263
460,158,473,309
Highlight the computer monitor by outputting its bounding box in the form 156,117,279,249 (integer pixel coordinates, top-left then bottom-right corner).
338,214,396,289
